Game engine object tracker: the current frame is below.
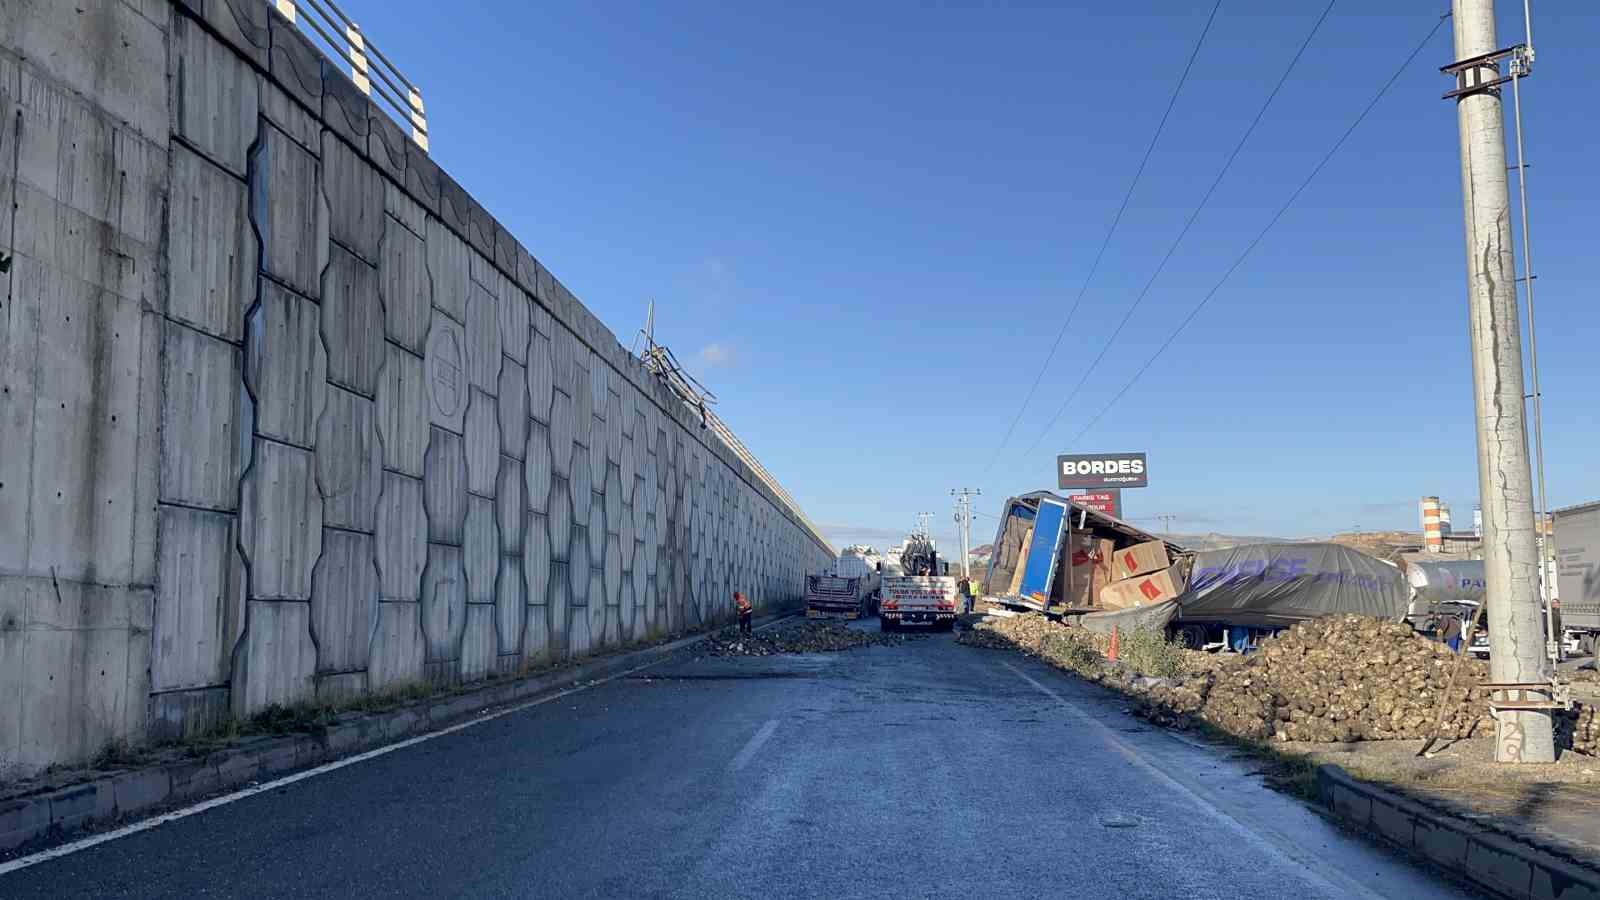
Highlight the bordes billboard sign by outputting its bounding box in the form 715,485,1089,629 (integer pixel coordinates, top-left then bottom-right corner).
1057,452,1148,489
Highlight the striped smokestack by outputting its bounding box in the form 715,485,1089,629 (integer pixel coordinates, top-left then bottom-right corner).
1420,496,1443,553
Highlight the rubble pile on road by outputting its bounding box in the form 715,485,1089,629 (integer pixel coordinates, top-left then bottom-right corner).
962,611,1504,744
701,620,921,657
1147,616,1495,742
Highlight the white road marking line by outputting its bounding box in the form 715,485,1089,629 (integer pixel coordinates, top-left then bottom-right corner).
1000,660,1387,900
0,655,674,878
729,719,780,772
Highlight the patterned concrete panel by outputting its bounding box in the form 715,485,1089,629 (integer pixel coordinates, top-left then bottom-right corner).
606,391,623,466
631,475,648,533
548,390,574,480
550,323,576,395
619,579,636,644
604,464,623,537
604,533,622,612
500,283,530,365
521,603,551,665
321,244,383,396
547,478,571,562
310,529,379,673
495,557,524,656
463,388,499,497
320,60,369,147
423,426,467,545
498,360,527,459
233,599,317,714
170,15,257,177
459,603,496,682
525,420,551,516
437,170,471,236
524,514,550,602
152,506,240,693
405,139,441,216
425,217,469,323
588,488,606,564
384,179,425,238
267,14,321,114
366,105,407,186
465,281,501,393
366,105,406,184
567,600,591,659
463,496,496,605
569,529,589,606
424,310,467,434
167,144,252,341
257,75,318,151
247,281,326,448
160,322,243,510
548,562,569,653
321,130,382,263
380,217,430,354
497,459,525,556
590,574,610,648
569,453,592,531
369,600,425,690
239,439,323,601
375,472,425,601
527,330,553,424
421,544,466,663
251,124,322,297
316,385,381,532
376,344,427,477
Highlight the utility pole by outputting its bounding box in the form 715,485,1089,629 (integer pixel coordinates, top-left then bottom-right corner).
951,489,982,578
1156,514,1177,536
1444,0,1553,763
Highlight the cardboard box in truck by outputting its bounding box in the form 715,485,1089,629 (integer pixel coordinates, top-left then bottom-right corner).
1100,565,1183,610
1058,534,1114,607
1112,540,1170,581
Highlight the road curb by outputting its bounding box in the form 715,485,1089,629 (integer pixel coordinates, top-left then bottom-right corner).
1316,764,1600,900
0,611,797,855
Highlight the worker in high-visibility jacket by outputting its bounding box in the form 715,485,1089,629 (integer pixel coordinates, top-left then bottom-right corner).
735,591,753,634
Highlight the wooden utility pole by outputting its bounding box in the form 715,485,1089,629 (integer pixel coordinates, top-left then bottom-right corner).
1445,0,1553,763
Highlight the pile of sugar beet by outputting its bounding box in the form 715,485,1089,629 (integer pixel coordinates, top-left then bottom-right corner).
964,612,1599,752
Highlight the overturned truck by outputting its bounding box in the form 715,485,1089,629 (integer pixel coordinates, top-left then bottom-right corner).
980,492,1410,650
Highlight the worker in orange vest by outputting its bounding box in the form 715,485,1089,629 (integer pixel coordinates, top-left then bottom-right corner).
735,591,753,635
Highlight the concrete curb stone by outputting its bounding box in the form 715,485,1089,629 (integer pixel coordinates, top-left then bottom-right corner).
0,611,796,855
1318,764,1600,900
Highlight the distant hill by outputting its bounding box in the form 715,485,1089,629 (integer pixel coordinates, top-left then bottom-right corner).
1164,532,1300,551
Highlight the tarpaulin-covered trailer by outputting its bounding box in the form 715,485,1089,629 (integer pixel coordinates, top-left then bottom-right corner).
1168,543,1409,650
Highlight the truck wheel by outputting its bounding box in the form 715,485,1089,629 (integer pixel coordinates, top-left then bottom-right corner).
1177,625,1208,650
880,617,895,633
1582,634,1597,658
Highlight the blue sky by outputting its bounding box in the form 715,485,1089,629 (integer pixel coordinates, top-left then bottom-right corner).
338,0,1597,549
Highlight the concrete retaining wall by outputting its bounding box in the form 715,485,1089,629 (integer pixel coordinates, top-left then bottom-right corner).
0,0,833,779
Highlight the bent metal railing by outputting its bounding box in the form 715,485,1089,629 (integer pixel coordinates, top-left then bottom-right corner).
269,0,429,150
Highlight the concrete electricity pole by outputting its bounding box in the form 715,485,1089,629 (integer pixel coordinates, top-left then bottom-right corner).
1446,0,1553,763
951,489,981,578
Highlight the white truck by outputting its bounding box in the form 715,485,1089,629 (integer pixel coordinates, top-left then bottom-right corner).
1556,501,1600,656
879,575,958,632
804,555,883,620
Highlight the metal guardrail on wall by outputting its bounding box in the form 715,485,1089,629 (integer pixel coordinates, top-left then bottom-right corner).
269,0,429,149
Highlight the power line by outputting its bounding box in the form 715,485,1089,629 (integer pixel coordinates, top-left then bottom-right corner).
1064,13,1451,449
1018,1,1338,460
981,0,1223,473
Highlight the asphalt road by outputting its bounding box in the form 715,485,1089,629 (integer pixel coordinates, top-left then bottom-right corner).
1,622,1473,899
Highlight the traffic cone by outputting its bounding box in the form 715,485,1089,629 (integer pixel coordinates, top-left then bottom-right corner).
1108,625,1119,662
